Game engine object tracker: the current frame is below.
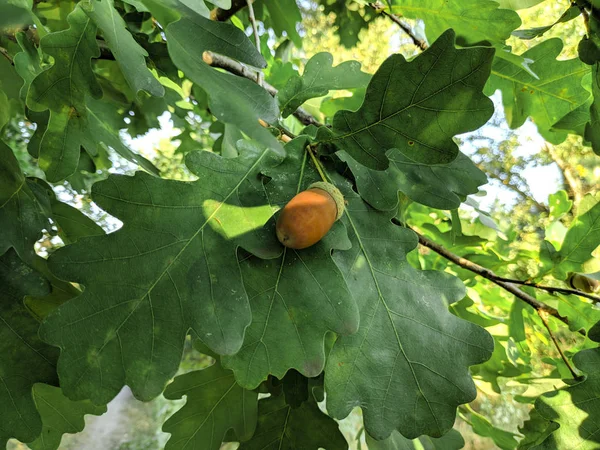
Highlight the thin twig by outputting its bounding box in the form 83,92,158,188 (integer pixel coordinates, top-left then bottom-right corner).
415,230,584,334
537,309,583,380
245,0,263,86
0,46,13,64
369,2,428,51
492,276,600,303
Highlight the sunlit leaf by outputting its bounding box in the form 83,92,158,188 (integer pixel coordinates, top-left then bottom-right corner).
277,52,371,117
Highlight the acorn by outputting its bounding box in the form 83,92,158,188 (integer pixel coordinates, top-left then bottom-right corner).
276,182,345,249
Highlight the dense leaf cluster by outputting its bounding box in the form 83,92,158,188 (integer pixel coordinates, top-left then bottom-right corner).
1,0,600,449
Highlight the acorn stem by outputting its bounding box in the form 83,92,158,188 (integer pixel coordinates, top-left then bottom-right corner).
307,145,328,183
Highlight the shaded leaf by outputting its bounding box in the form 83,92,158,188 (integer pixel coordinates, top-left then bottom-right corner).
324,189,493,439
13,31,43,103
264,0,302,47
366,429,465,450
222,139,359,388
40,147,281,405
0,249,58,446
163,360,258,450
486,39,591,132
26,6,102,181
0,141,50,260
277,52,370,117
85,97,159,175
165,14,283,155
28,383,107,450
317,30,494,169
238,395,347,450
341,149,486,211
82,0,165,97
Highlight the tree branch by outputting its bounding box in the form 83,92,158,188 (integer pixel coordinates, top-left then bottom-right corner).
491,276,600,303
369,2,428,51
202,51,323,127
415,229,584,334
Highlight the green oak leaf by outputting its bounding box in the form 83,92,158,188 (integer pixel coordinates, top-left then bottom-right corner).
27,6,101,114
81,0,165,97
165,13,283,155
0,249,59,446
554,195,600,279
584,64,600,155
496,0,545,9
238,395,348,450
13,31,43,103
531,348,600,449
28,383,107,450
281,370,310,409
548,190,573,221
277,52,371,117
0,90,8,130
517,408,559,450
340,149,486,211
324,190,493,439
512,5,580,40
556,293,600,334
39,147,281,405
466,408,520,450
26,6,102,181
222,139,359,388
84,97,159,175
26,178,105,245
486,38,591,132
388,0,521,46
162,360,258,450
39,108,87,182
0,141,50,260
263,0,302,48
317,30,494,169
366,429,465,450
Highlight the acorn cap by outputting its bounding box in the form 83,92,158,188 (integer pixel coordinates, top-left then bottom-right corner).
308,181,345,220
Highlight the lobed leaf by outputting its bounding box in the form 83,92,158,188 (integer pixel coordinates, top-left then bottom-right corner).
222,138,359,388
0,250,58,446
388,0,521,46
486,38,591,133
28,383,107,450
163,360,258,450
340,149,487,211
529,348,600,449
366,429,465,450
40,147,281,405
82,0,165,98
324,189,493,439
317,30,494,169
238,395,347,450
277,52,371,118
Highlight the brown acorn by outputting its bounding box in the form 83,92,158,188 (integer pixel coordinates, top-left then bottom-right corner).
276,182,345,249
